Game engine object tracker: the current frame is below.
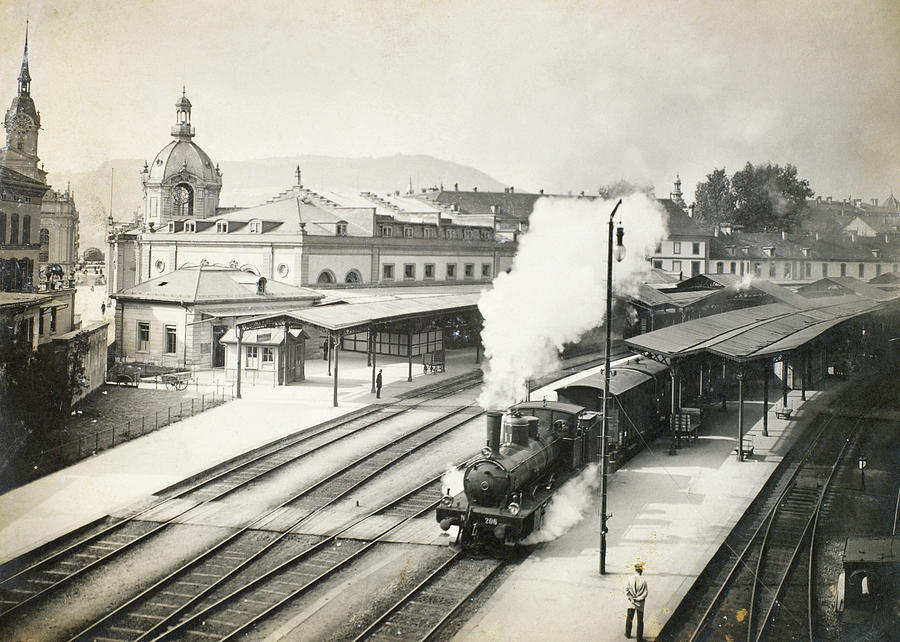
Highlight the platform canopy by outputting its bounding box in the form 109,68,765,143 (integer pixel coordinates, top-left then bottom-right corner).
236,292,481,334
625,291,890,363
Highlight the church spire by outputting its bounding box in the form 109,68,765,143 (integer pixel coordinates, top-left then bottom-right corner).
18,21,31,96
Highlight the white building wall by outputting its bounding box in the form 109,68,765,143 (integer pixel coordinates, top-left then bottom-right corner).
118,302,187,366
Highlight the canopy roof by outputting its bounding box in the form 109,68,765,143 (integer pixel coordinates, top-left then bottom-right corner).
625,281,896,362
238,292,481,334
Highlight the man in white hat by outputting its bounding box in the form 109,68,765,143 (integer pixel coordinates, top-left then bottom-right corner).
625,561,648,640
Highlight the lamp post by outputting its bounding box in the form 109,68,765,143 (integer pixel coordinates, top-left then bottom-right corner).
600,198,624,576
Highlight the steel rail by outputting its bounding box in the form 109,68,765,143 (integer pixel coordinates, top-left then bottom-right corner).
2,375,480,621
69,406,481,642
753,414,868,642
353,554,504,642
154,477,451,641
688,404,844,642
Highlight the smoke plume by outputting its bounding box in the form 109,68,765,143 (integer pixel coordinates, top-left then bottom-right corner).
477,194,668,409
440,464,465,497
521,463,600,545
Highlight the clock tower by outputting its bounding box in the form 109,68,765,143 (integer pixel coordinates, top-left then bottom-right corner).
3,24,46,184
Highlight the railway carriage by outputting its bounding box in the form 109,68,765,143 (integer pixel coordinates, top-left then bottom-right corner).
555,358,670,464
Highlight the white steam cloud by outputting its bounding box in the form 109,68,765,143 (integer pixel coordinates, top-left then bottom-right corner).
478,194,668,409
441,464,465,497
521,463,600,545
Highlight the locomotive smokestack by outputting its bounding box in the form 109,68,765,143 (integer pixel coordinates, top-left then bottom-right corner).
486,411,502,456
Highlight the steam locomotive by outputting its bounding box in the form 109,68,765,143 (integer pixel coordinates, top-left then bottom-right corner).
436,358,671,549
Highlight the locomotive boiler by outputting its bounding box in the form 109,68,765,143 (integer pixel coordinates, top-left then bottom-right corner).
437,401,601,548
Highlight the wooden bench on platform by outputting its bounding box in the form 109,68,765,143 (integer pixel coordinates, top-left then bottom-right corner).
674,408,702,446
775,405,793,420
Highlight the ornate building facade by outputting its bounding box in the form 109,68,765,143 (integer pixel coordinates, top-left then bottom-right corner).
108,95,516,295
1,30,49,291
1,27,79,284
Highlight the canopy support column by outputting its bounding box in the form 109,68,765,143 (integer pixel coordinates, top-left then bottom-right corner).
736,366,745,462
407,323,413,382
698,359,704,401
782,357,789,407
332,332,340,407
281,320,288,386
762,360,769,437
235,325,243,399
721,360,727,410
669,364,678,455
370,327,377,393
327,336,332,377
801,348,807,401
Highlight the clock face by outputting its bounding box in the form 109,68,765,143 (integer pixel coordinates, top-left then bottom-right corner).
8,113,32,134
172,185,192,207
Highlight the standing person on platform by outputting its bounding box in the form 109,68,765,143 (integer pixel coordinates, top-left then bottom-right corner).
375,369,383,398
625,562,648,640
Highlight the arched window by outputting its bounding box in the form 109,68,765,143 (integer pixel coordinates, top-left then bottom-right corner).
39,229,49,261
172,183,194,217
21,215,30,244
9,213,19,244
345,270,361,283
317,270,336,284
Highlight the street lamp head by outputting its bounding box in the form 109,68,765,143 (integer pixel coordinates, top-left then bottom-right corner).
614,226,626,263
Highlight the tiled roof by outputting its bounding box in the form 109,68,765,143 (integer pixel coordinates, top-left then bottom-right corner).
111,266,323,304
657,199,711,237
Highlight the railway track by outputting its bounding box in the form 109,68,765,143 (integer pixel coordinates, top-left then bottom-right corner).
675,384,883,642
353,554,503,642
67,405,483,641
0,372,481,626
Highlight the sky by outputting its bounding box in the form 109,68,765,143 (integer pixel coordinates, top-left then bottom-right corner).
1,0,898,203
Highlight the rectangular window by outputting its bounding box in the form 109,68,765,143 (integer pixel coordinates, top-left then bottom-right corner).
673,241,681,254
249,221,261,233
381,226,393,237
216,221,228,233
730,262,736,274
822,263,828,277
336,222,347,236
876,264,882,276
840,263,847,276
464,229,474,240
50,308,57,332
716,262,724,273
403,263,415,280
769,263,777,277
652,259,663,269
858,264,865,278
246,345,259,368
138,322,150,351
424,263,435,279
165,325,177,354
262,347,274,364
0,213,5,244
692,242,700,255
754,263,761,276
464,263,475,278
804,263,811,278
382,264,394,280
424,227,436,239
783,262,791,278
480,229,492,240
446,263,457,279
691,261,701,276
404,227,414,238
672,260,681,273
481,263,491,278
22,216,30,244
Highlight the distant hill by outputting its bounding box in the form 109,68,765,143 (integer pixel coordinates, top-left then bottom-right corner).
49,154,507,253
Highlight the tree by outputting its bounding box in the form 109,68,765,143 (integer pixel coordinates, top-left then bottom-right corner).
730,162,813,232
693,168,736,225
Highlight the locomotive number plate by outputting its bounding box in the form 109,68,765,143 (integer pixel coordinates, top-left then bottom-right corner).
483,517,498,525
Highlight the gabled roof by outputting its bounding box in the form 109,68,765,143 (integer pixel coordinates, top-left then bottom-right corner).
111,266,323,305
658,199,711,237
797,276,896,302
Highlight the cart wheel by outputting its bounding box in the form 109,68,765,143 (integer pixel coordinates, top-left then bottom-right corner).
175,379,188,391
165,379,176,391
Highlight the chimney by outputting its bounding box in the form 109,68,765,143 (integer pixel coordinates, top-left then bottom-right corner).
485,411,502,456
510,186,515,193
872,198,879,206
454,182,458,191
539,188,544,195
579,190,585,197
257,277,267,294
473,187,477,192
816,196,822,204
826,196,832,204
504,187,509,193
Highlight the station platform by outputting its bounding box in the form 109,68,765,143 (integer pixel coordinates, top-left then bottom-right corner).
454,376,844,642
0,347,481,566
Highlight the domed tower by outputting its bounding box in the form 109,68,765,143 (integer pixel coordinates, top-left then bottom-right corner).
3,24,46,184
141,90,222,224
